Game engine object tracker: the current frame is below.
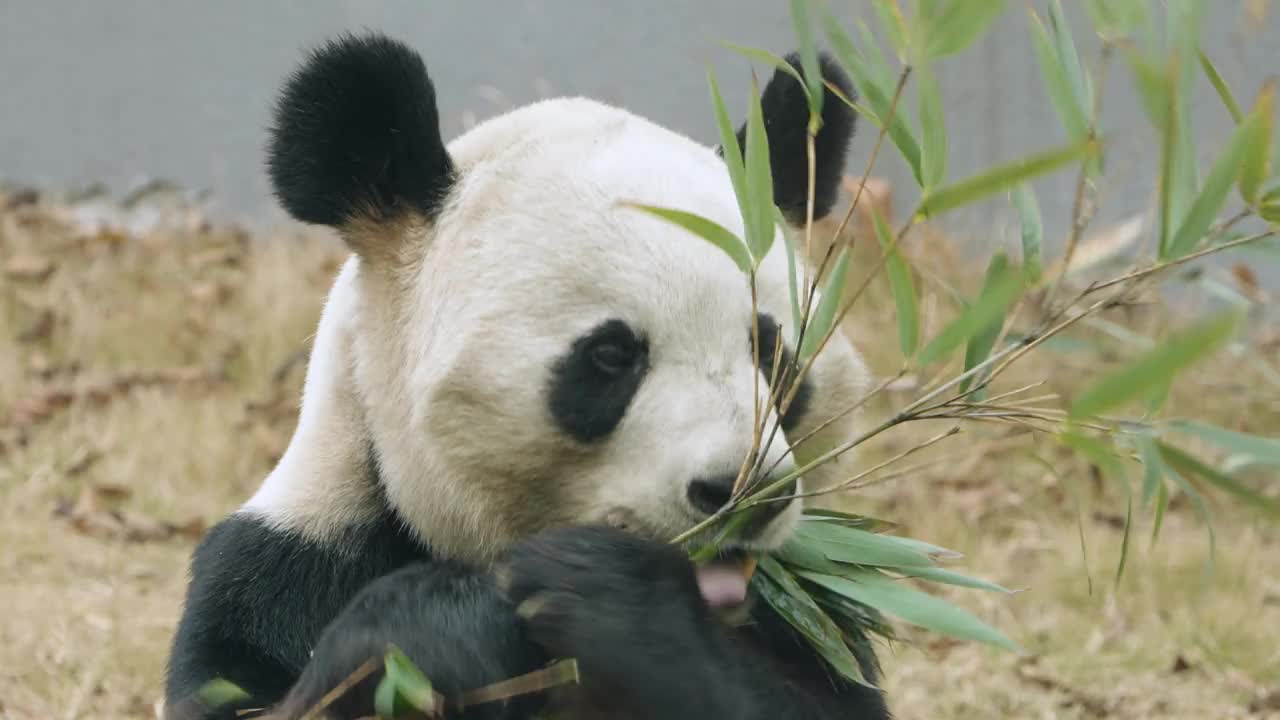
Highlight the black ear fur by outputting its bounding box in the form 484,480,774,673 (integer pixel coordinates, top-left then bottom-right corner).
730,52,857,225
266,33,453,227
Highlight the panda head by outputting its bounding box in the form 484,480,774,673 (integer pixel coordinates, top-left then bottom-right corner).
258,33,870,565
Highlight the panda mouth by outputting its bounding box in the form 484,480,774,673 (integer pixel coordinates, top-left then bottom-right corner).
694,547,756,609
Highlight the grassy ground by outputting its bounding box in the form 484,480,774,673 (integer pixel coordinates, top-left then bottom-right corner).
1,185,1277,719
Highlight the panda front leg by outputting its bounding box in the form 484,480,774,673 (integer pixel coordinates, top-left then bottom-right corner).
501,525,891,720
272,563,547,720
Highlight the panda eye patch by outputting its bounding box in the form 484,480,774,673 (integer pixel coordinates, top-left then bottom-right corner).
549,319,649,443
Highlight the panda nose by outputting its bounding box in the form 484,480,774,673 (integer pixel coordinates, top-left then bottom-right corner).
687,474,795,523
687,474,737,516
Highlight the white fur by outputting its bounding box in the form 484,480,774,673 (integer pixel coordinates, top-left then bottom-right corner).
244,97,872,564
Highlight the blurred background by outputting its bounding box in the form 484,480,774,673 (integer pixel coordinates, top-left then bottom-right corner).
2,1,1277,246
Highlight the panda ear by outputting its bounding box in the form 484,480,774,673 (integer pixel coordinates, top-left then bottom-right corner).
725,52,857,226
267,33,454,249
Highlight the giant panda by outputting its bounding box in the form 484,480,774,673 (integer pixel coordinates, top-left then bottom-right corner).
164,32,890,720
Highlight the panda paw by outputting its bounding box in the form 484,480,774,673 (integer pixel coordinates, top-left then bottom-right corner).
496,525,732,711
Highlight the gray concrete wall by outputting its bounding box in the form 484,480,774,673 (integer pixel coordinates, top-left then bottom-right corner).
2,1,1276,245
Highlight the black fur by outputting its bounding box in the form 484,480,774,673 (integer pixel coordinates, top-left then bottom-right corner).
166,515,891,719
730,52,858,226
548,319,649,444
753,312,813,431
163,509,425,719
266,33,454,227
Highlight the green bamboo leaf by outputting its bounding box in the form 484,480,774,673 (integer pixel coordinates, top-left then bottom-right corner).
824,10,924,184
1198,50,1243,123
872,0,909,57
780,212,803,344
918,138,1096,218
744,76,777,262
917,63,947,189
1240,81,1276,205
1060,431,1132,582
803,509,898,532
374,672,400,718
798,247,850,361
917,257,1022,367
960,252,1011,395
383,645,439,714
1011,184,1043,281
723,44,806,88
708,68,750,226
791,520,935,568
1127,50,1168,128
921,0,1007,60
789,0,824,120
756,557,872,687
1159,442,1280,519
1151,478,1169,543
1135,435,1165,509
1159,456,1218,566
898,566,1015,593
622,203,752,273
1047,0,1092,117
1168,114,1257,257
1027,7,1088,140
1070,312,1240,419
196,679,250,710
1168,420,1280,467
855,19,895,93
799,570,1020,651
872,205,919,358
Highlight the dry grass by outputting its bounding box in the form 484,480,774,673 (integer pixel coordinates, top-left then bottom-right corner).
1,186,1277,720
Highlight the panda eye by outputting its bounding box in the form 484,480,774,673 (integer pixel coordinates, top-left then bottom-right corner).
589,342,636,377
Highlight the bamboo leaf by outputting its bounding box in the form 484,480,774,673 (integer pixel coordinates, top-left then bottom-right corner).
708,68,750,228
798,247,850,361
756,557,872,687
1159,442,1280,519
1199,50,1243,123
1168,114,1256,257
1047,0,1091,119
1151,478,1169,543
922,0,1007,60
722,43,805,88
744,76,777,262
1011,184,1043,281
383,645,439,715
791,520,936,568
1127,50,1168,128
1168,420,1280,466
1027,7,1088,141
789,0,825,120
799,570,1020,651
1136,435,1166,509
780,212,803,345
622,203,752,273
1240,80,1276,205
872,205,919,358
1070,313,1240,419
196,679,250,710
918,138,1097,218
960,252,1011,395
898,566,1015,593
872,0,909,58
918,257,1022,366
917,64,947,189
824,11,924,184
374,671,400,718
855,19,895,92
